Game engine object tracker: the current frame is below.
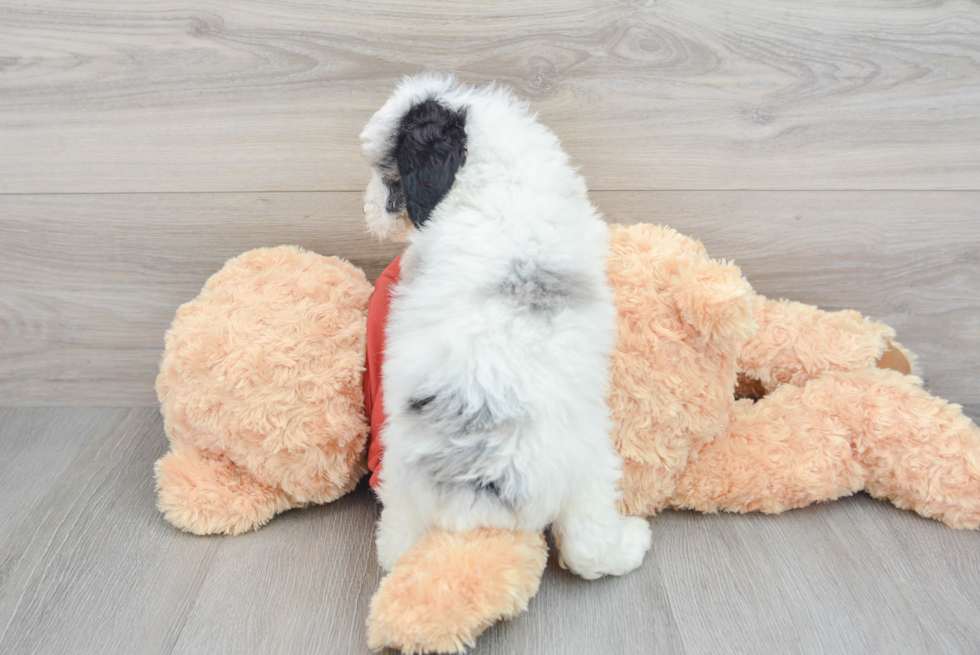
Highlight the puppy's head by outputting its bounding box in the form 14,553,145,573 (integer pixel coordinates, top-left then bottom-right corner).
360,74,468,241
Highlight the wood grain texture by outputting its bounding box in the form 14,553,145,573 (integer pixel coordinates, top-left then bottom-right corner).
0,408,978,655
0,408,383,655
0,408,108,540
0,192,401,406
0,408,220,655
1,0,979,193
1,191,977,407
841,494,980,652
647,497,980,655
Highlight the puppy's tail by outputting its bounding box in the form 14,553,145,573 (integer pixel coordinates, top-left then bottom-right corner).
360,73,469,229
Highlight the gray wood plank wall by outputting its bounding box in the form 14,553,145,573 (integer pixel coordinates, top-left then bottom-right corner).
3,0,979,192
1,192,977,406
2,0,978,407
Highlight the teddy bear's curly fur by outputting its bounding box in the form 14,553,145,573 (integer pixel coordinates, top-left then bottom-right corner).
155,246,373,536
607,224,976,529
154,226,980,654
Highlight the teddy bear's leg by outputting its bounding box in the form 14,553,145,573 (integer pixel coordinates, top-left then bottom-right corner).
825,369,980,529
669,386,868,515
671,369,980,529
155,442,296,536
737,298,916,396
367,529,548,654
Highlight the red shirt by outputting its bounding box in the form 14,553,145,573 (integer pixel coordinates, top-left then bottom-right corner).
363,255,401,488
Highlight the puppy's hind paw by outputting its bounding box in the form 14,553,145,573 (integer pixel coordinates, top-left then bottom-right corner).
556,516,652,580
612,516,653,575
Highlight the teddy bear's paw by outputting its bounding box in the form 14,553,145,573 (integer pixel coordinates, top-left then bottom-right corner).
557,516,652,580
154,445,295,536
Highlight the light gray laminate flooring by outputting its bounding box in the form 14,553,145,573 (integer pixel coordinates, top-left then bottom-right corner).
1,407,978,655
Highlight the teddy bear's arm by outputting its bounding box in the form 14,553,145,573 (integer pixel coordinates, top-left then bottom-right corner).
737,298,916,395
155,443,296,535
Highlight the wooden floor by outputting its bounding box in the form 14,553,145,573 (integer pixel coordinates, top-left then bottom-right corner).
0,408,980,655
2,0,980,653
1,407,979,655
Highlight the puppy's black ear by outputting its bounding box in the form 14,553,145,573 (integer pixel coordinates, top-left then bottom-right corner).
394,99,467,229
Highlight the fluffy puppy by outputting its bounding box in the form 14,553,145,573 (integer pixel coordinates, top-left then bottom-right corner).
360,74,651,580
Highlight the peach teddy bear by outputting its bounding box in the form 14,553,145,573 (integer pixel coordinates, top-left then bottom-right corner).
154,224,980,654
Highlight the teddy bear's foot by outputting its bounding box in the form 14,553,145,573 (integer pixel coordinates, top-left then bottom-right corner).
834,369,980,529
367,529,547,654
155,444,296,536
876,341,914,376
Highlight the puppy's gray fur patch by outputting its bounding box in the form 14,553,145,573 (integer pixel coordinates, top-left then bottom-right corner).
498,260,590,312
407,391,503,436
407,390,525,506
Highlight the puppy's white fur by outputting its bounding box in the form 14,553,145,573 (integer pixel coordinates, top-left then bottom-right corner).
361,74,651,580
